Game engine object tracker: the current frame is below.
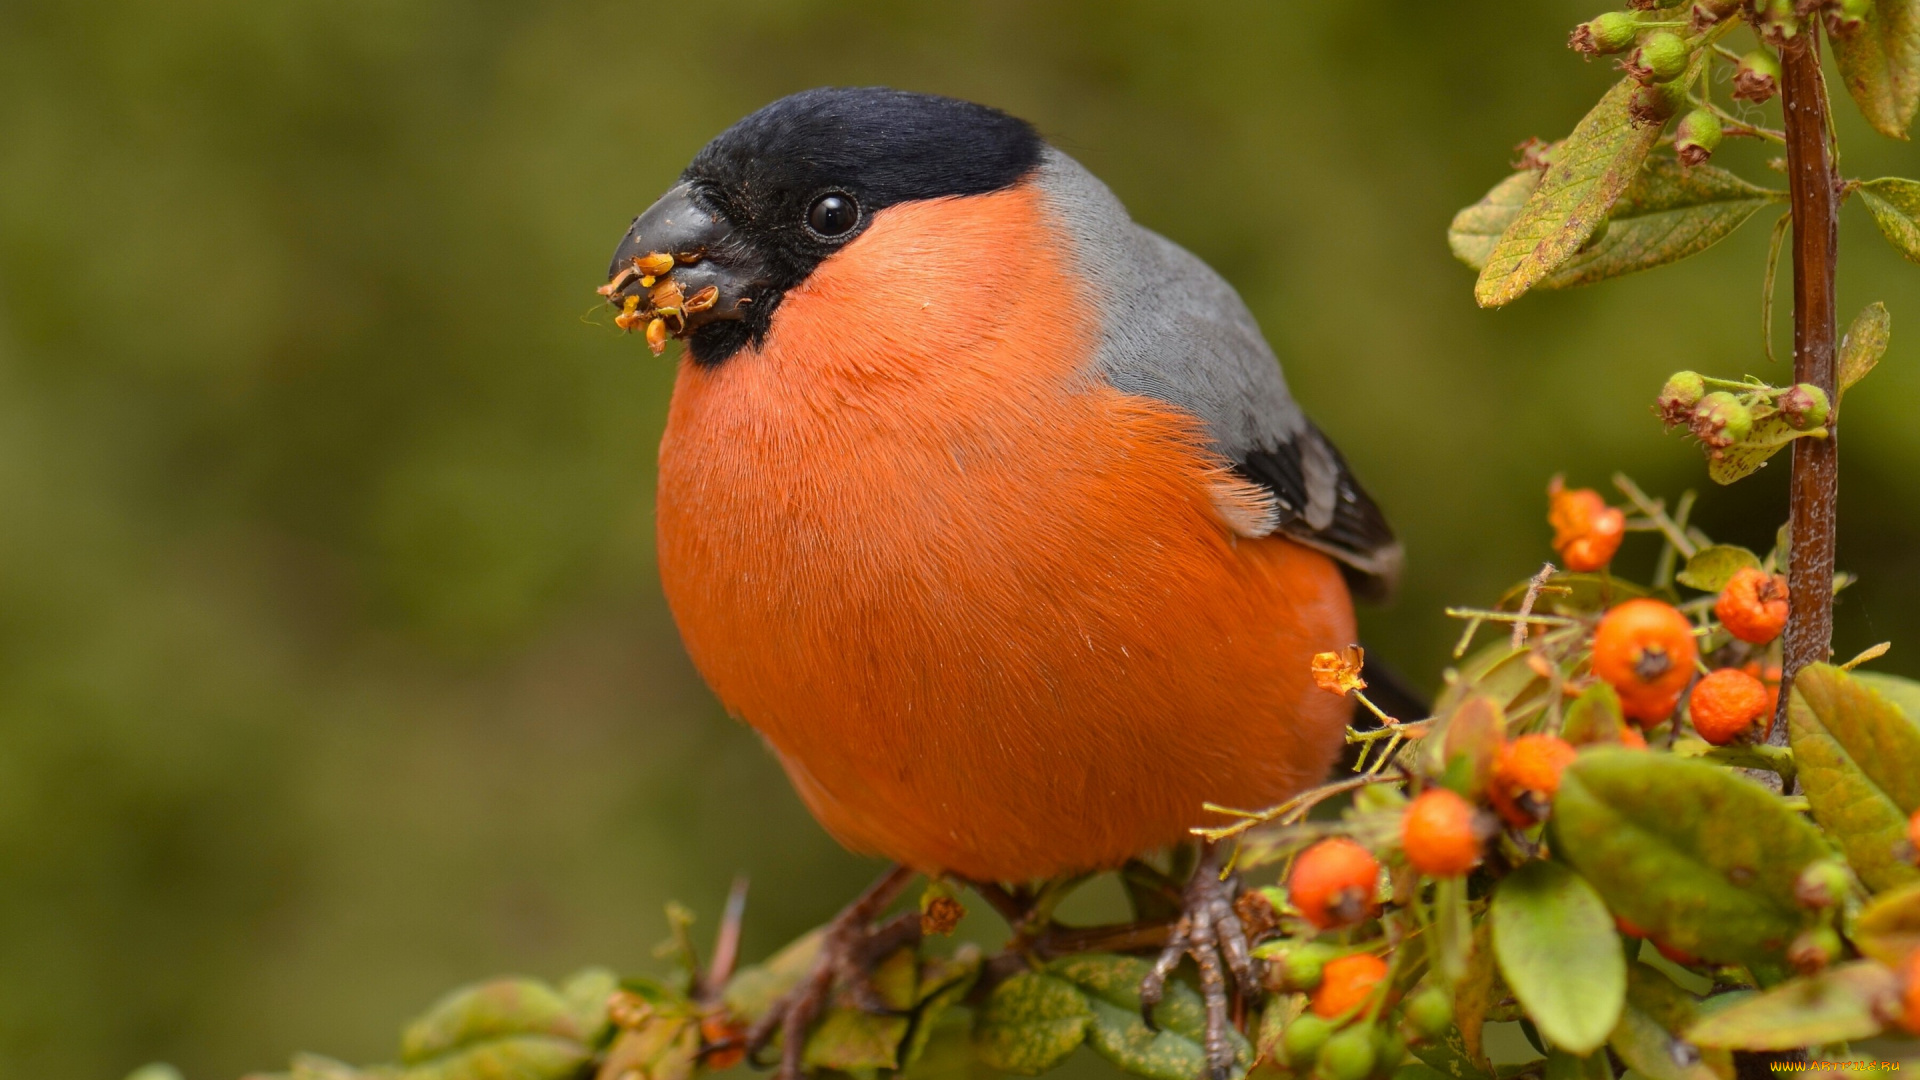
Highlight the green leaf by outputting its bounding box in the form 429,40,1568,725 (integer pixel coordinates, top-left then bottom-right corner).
1609,964,1730,1080
399,980,583,1065
1539,160,1780,290
1685,961,1898,1049
1860,177,1920,261
1563,683,1627,746
1551,749,1829,966
1853,880,1920,967
557,967,617,1048
1454,918,1498,1069
596,1016,699,1080
804,946,918,1070
1833,1,1920,139
399,1036,592,1080
286,1054,396,1080
1839,302,1892,398
1049,953,1249,1080
1706,415,1826,486
903,949,983,1068
1544,1048,1612,1080
1450,170,1540,271
1474,76,1684,308
1855,669,1920,720
1788,664,1920,892
1411,1024,1497,1080
723,929,822,1023
1437,694,1507,800
124,1068,187,1080
1491,861,1626,1055
970,972,1091,1075
1674,545,1760,592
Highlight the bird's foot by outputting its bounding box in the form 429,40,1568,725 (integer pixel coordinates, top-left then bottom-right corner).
1139,843,1255,1080
745,865,921,1080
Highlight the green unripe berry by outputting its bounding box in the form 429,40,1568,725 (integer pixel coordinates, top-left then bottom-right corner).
1570,11,1641,55
1276,942,1341,991
1830,0,1872,33
1657,371,1707,427
1780,383,1831,431
1793,857,1851,908
1734,50,1783,102
1372,1026,1408,1078
1787,925,1843,974
1675,109,1723,166
1317,1025,1378,1080
1692,391,1753,448
1628,31,1691,83
1403,986,1454,1040
1285,1014,1336,1071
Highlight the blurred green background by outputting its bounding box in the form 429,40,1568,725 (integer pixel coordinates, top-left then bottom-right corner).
2,2,1917,1076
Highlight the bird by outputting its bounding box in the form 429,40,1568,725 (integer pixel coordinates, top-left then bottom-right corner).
600,87,1401,1080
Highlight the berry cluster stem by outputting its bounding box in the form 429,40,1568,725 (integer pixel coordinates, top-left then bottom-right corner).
1774,33,1841,745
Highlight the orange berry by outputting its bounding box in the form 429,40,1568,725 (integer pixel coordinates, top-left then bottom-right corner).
1592,600,1699,711
1690,668,1771,745
1289,838,1381,930
1311,953,1390,1019
1903,949,1920,1035
1548,479,1627,572
1402,789,1485,877
1488,734,1578,828
700,1012,747,1070
1716,567,1790,644
1617,683,1683,726
1910,808,1920,856
1618,726,1648,749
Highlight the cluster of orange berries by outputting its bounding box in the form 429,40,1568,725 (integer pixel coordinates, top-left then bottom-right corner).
1546,477,1626,573
1587,566,1789,745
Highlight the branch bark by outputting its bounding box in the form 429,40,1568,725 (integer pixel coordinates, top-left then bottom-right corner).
1772,31,1841,747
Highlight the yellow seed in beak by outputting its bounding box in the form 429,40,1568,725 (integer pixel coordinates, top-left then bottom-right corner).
645,317,669,354
636,252,675,277
684,285,719,314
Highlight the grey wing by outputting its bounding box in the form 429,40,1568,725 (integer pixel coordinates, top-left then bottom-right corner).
1034,148,1402,599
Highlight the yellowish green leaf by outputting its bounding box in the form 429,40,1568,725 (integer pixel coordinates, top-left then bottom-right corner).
1788,664,1920,892
399,980,582,1065
1854,880,1920,967
1450,171,1540,271
804,946,918,1070
1551,750,1829,966
1685,961,1898,1050
400,1035,592,1080
1474,77,1684,308
1839,302,1892,397
1706,415,1825,486
1050,953,1249,1080
1860,178,1920,260
1674,545,1760,592
970,972,1091,1075
1833,1,1920,139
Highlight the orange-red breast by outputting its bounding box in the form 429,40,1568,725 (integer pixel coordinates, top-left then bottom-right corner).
605,88,1400,884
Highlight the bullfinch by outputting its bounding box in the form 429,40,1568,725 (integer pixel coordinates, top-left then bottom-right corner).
601,87,1401,1080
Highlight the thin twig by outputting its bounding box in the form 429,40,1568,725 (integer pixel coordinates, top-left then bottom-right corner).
1612,473,1699,558
1443,607,1578,629
1196,770,1408,842
1511,563,1558,650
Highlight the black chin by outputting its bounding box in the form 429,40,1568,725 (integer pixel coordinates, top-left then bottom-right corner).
686,312,769,367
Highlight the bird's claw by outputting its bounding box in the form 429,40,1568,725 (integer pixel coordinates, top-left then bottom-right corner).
745,866,920,1080
1137,844,1254,1080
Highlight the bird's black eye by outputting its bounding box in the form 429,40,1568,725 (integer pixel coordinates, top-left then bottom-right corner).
807,193,858,238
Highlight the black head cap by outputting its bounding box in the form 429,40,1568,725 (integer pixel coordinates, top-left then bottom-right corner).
661,88,1043,363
